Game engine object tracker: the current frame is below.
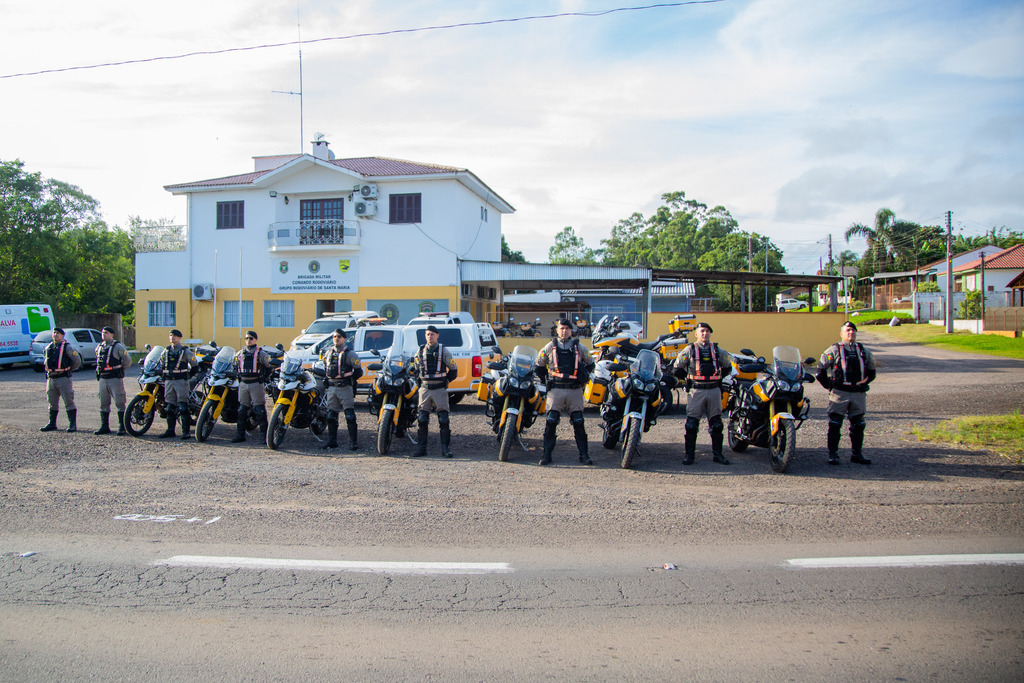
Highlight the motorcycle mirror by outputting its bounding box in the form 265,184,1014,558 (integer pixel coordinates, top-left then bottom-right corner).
804,357,817,366
491,345,502,355
276,343,284,350
144,344,151,351
366,362,383,372
210,341,217,348
740,348,756,356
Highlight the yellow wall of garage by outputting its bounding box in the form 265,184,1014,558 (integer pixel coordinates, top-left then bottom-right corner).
135,286,458,350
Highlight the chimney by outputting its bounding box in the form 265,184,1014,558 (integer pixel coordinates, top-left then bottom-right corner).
311,134,335,161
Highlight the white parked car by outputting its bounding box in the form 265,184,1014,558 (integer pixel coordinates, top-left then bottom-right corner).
777,298,808,312
617,320,644,338
29,328,103,371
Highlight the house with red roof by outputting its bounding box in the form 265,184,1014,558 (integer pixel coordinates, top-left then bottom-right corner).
951,243,1024,307
134,138,515,349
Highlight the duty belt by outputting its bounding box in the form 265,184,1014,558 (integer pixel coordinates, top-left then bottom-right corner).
691,380,721,390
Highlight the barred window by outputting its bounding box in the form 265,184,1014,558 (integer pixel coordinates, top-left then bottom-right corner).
217,201,245,230
223,300,254,328
148,301,176,327
263,300,295,328
389,193,422,224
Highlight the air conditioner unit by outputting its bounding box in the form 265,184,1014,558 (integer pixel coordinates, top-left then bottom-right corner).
192,283,214,300
354,183,378,199
354,200,377,217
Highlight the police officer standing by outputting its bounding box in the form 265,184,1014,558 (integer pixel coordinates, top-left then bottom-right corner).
673,321,733,465
320,329,363,450
158,329,197,439
535,318,596,466
232,330,274,443
40,327,82,432
817,320,877,465
412,325,457,458
94,325,132,436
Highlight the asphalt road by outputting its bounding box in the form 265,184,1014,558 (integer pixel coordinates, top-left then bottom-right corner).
1,331,1022,680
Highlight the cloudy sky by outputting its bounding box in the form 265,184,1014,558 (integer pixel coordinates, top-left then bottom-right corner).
2,0,1022,272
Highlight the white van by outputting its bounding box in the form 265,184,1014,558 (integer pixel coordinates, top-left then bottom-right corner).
0,304,57,368
289,310,378,351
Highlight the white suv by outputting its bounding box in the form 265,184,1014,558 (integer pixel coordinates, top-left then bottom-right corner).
777,298,808,312
289,310,378,351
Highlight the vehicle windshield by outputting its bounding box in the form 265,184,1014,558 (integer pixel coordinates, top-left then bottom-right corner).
211,346,236,375
508,345,537,379
142,346,164,375
281,353,304,377
631,349,662,381
772,345,804,382
305,319,348,335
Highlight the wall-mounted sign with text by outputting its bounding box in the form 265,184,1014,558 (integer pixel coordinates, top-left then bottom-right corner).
271,257,359,294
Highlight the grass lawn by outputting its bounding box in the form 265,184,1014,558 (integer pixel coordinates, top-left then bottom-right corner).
912,412,1024,463
865,323,1024,360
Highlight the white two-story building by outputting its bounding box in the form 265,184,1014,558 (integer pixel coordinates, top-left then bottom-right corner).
134,139,515,349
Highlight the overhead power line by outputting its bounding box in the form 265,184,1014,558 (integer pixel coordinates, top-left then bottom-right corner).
1,1,725,80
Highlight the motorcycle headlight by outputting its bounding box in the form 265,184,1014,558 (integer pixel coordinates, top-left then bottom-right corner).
632,377,644,391
645,380,658,393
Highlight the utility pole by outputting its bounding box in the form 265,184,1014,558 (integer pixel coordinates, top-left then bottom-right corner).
945,211,953,333
828,235,835,311
764,236,769,311
980,251,986,327
747,235,753,312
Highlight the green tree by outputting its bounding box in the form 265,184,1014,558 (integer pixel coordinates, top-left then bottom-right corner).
844,208,922,277
501,234,526,262
548,226,599,265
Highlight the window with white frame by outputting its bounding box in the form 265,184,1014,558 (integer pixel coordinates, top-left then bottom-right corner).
148,301,176,327
223,300,254,328
263,300,295,328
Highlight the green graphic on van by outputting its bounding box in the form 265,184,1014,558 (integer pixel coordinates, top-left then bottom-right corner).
26,306,51,334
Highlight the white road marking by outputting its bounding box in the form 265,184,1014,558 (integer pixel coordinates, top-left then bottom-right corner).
787,553,1024,569
155,555,514,575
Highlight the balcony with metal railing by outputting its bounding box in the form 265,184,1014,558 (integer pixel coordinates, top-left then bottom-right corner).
267,219,361,251
134,224,187,252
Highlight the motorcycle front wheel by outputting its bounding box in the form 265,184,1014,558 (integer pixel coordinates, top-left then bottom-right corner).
497,420,517,462
620,417,641,469
728,415,749,452
124,395,154,437
267,404,288,450
377,407,395,455
195,401,217,442
769,419,796,473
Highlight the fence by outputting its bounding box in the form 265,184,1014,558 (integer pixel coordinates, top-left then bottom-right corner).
985,307,1024,333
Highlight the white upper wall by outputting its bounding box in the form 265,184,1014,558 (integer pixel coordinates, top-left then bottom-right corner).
137,155,505,291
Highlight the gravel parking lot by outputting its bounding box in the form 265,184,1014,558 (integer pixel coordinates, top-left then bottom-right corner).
2,331,1023,552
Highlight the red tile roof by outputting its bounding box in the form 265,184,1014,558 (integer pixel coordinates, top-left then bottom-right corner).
165,155,465,191
953,243,1024,272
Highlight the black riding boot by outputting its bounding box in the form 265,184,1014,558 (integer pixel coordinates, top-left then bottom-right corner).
231,407,248,443
439,424,452,458
116,409,127,436
826,416,842,465
40,410,58,432
66,409,77,433
179,410,192,440
158,413,176,438
683,427,698,465
540,421,557,466
346,409,359,451
710,420,729,465
94,411,112,435
413,415,429,457
849,415,870,465
572,416,592,465
322,411,339,450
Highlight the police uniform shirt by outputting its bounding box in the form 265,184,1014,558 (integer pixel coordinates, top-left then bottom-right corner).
819,341,876,392
673,341,731,382
538,338,594,387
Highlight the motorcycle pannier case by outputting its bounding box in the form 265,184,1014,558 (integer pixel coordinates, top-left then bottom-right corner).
584,378,608,405
477,374,495,402
659,336,689,365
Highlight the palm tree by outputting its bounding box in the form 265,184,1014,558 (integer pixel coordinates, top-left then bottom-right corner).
845,208,921,276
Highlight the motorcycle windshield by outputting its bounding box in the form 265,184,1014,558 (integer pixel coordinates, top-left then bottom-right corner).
211,346,236,375
281,353,304,378
509,345,537,379
383,344,408,376
142,346,164,375
593,315,611,337
631,349,662,381
772,345,804,382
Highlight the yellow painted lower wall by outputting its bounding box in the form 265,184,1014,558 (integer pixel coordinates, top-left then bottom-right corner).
135,286,458,350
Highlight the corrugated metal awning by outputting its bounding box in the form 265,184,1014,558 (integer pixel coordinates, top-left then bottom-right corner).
460,261,650,289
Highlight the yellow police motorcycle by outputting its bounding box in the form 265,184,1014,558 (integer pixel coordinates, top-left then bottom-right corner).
266,352,328,450
194,346,259,442
599,349,676,469
124,344,214,437
724,345,816,473
366,345,419,455
478,345,545,462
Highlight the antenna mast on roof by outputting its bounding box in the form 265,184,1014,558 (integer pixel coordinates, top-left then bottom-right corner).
271,1,304,152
